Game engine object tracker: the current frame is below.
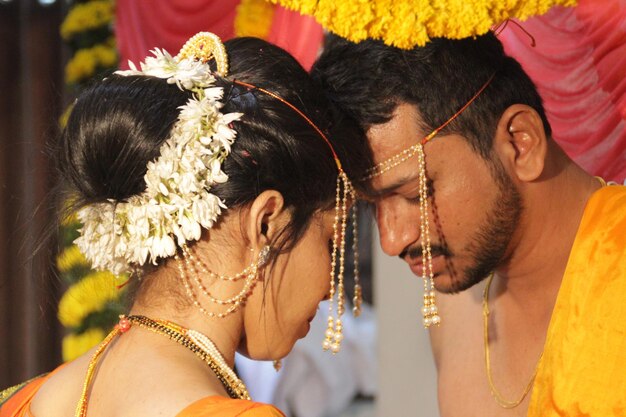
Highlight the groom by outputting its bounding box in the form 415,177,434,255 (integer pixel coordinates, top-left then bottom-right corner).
312,33,626,416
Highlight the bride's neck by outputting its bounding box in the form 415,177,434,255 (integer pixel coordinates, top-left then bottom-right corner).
129,257,247,369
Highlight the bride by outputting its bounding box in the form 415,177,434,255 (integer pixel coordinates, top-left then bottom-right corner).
0,33,369,417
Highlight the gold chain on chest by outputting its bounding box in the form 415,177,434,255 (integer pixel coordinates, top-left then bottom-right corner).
482,274,543,409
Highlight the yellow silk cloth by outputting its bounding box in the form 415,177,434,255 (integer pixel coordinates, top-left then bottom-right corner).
0,368,285,417
527,185,626,416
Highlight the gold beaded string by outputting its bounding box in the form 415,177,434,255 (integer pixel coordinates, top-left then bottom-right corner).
483,274,542,408
336,173,350,342
75,326,122,417
323,176,342,353
184,245,259,306
321,173,354,353
177,246,266,319
226,81,361,354
183,244,256,282
174,247,257,318
417,145,440,328
351,200,362,317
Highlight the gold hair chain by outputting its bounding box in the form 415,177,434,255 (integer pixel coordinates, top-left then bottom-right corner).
417,144,440,327
177,245,270,319
362,74,496,327
175,33,363,354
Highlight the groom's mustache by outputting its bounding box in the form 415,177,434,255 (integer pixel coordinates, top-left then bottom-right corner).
400,244,452,261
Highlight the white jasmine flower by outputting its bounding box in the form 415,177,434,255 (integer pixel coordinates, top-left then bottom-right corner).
76,47,242,275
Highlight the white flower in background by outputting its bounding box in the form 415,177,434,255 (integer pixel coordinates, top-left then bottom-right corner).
75,49,243,275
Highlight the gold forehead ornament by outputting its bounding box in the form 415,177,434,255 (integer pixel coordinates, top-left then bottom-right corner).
363,73,496,180
363,73,495,329
177,32,361,352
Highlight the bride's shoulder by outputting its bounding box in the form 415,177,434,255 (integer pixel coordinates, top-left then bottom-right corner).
177,397,285,417
29,350,93,417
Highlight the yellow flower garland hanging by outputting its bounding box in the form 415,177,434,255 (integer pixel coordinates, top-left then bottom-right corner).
268,0,578,48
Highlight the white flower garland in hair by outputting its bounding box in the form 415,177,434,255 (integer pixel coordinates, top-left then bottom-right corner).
75,49,242,275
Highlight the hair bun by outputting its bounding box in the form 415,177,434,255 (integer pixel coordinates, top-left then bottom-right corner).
60,75,190,205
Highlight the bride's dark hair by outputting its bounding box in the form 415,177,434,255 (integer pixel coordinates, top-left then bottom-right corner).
57,37,371,265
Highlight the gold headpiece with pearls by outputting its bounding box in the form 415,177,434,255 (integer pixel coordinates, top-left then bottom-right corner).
177,32,229,76
363,73,496,328
176,32,363,353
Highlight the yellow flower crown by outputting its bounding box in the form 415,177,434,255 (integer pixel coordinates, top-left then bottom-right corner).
269,0,577,48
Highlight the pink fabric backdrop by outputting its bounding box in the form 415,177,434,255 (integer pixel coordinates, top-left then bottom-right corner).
115,0,323,71
115,0,625,182
500,0,626,182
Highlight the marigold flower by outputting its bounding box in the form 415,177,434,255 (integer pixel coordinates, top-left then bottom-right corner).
60,0,114,41
235,0,276,39
270,0,578,48
58,271,121,328
62,327,106,362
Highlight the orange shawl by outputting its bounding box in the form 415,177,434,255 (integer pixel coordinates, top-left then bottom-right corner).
0,375,48,417
0,369,284,417
527,185,626,416
177,397,285,416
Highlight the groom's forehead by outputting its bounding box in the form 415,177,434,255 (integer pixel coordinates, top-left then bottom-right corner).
365,103,424,161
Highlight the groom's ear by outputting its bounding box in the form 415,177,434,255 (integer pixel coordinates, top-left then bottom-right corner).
245,190,288,248
493,104,548,183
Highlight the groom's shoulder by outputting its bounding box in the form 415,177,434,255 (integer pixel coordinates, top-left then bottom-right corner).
428,282,485,370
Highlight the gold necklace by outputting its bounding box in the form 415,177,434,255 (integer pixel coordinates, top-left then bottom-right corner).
482,274,543,409
75,315,250,417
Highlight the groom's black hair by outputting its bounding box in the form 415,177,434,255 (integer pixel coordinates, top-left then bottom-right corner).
311,32,551,160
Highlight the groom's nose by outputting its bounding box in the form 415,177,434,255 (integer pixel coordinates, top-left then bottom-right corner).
376,199,421,258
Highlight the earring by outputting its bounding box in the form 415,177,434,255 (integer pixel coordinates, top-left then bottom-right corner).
273,359,282,372
177,244,271,318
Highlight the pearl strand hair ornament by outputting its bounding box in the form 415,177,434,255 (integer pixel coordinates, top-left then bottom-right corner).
176,244,271,319
177,35,363,353
228,83,362,354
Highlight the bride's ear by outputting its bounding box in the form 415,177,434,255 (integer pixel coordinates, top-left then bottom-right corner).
245,190,287,248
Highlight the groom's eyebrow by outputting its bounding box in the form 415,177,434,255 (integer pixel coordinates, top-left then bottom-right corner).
362,172,420,199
